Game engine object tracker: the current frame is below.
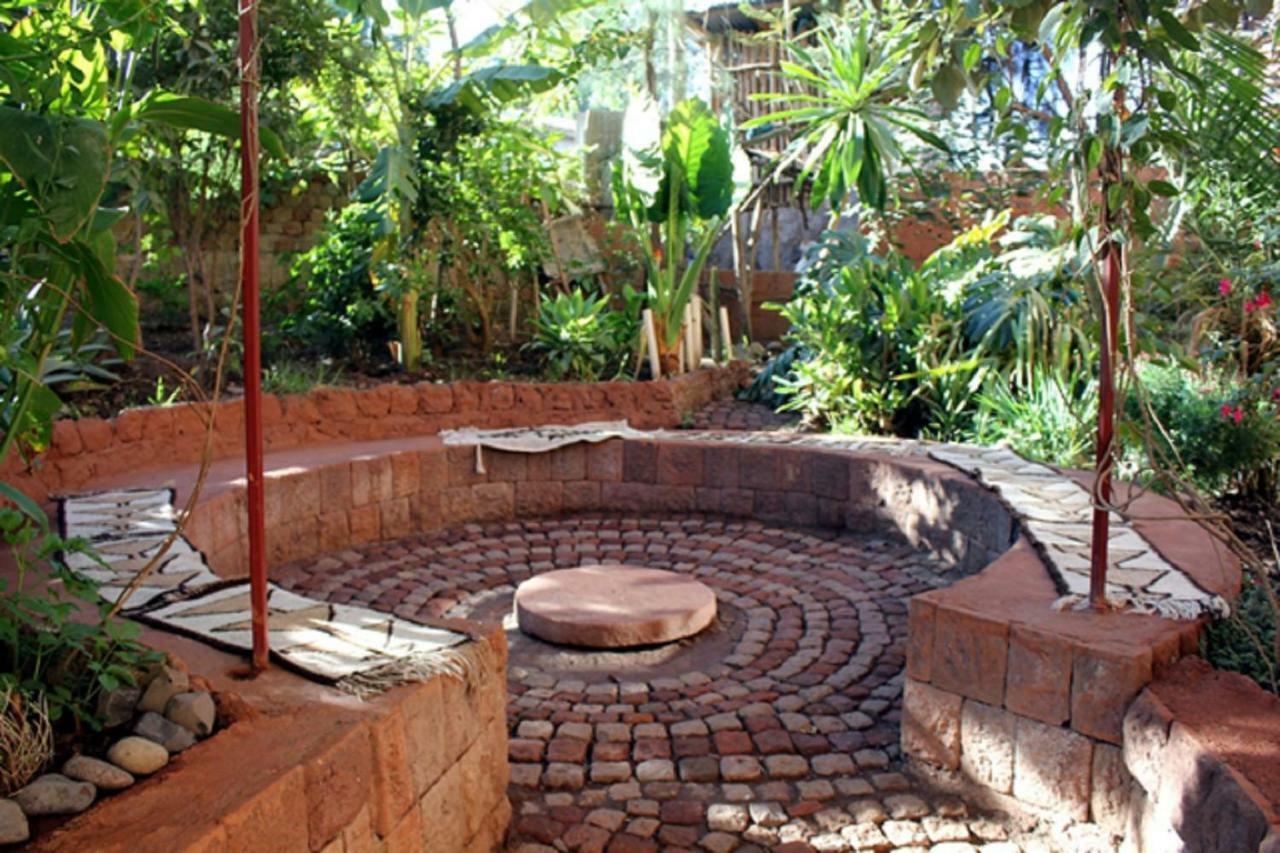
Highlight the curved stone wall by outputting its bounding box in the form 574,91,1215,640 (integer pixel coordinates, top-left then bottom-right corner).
179,438,1017,585
170,432,1236,845
1,364,748,504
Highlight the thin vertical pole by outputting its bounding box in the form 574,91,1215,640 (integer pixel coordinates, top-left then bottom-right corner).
239,0,269,671
1089,60,1126,612
1090,227,1120,609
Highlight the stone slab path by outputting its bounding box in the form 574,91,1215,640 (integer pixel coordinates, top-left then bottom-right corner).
277,514,1099,852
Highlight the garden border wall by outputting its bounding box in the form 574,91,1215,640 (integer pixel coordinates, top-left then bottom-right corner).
3,363,748,505
33,622,510,852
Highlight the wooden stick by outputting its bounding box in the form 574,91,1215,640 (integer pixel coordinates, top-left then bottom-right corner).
642,308,661,379
692,295,704,365
719,306,733,361
686,302,696,371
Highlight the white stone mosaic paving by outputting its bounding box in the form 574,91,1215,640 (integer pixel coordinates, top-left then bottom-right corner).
655,430,1227,619
59,490,468,687
926,444,1227,618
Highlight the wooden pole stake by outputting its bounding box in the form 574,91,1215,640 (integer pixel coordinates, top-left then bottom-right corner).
692,295,704,365
642,308,661,379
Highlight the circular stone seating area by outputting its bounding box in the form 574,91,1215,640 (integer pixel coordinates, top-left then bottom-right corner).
20,368,1248,851
278,513,976,850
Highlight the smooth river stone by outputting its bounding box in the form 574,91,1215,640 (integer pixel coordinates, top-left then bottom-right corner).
0,799,28,844
515,565,717,649
106,736,169,775
12,774,95,816
63,755,135,791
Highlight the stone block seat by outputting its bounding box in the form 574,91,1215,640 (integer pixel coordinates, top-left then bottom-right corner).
5,369,1263,850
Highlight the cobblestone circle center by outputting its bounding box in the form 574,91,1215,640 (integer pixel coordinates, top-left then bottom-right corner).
278,513,1025,851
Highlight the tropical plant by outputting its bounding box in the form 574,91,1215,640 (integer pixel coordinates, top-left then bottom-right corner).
974,368,1098,466
39,330,123,395
1,0,285,462
771,234,956,433
1122,361,1280,499
271,205,393,364
961,214,1094,387
529,289,625,381
342,0,566,371
127,0,349,352
747,8,949,216
613,95,745,371
1188,263,1279,382
405,119,577,353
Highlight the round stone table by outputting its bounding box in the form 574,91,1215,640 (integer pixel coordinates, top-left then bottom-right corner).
514,565,717,648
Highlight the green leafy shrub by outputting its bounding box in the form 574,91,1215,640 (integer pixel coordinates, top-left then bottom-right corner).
973,370,1098,467
528,289,635,382
1124,361,1280,498
270,206,394,364
1201,572,1278,695
740,345,807,409
770,230,982,434
773,260,952,433
0,487,159,737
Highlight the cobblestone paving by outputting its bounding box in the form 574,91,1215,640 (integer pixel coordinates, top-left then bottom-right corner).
277,513,1067,852
687,400,801,433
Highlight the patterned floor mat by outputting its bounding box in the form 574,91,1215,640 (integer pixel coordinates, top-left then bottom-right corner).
59,490,469,692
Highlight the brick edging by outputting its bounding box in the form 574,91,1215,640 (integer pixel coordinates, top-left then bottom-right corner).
3,363,749,504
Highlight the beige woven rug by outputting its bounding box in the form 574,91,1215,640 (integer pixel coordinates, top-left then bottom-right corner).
60,489,468,691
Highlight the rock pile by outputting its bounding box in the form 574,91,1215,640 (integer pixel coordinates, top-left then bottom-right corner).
0,659,218,846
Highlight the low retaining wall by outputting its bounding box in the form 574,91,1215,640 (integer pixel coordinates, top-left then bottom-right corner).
3,364,748,504
1123,658,1280,852
900,479,1242,847
180,438,1018,583
34,625,510,853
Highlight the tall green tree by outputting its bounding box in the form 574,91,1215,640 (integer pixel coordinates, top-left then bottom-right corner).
0,0,279,460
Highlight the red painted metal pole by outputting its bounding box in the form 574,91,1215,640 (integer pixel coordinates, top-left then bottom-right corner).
239,0,269,671
1090,231,1120,609
1089,77,1126,612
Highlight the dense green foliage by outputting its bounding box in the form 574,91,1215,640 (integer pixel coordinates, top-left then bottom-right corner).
1202,575,1278,695
772,233,957,434
761,214,1098,461
0,489,157,736
1124,362,1280,498
272,206,392,363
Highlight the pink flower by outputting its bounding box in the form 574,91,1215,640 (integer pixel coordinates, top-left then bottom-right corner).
1234,406,1245,424
1272,387,1280,401
1221,402,1234,419
1247,290,1273,313
1219,278,1232,295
